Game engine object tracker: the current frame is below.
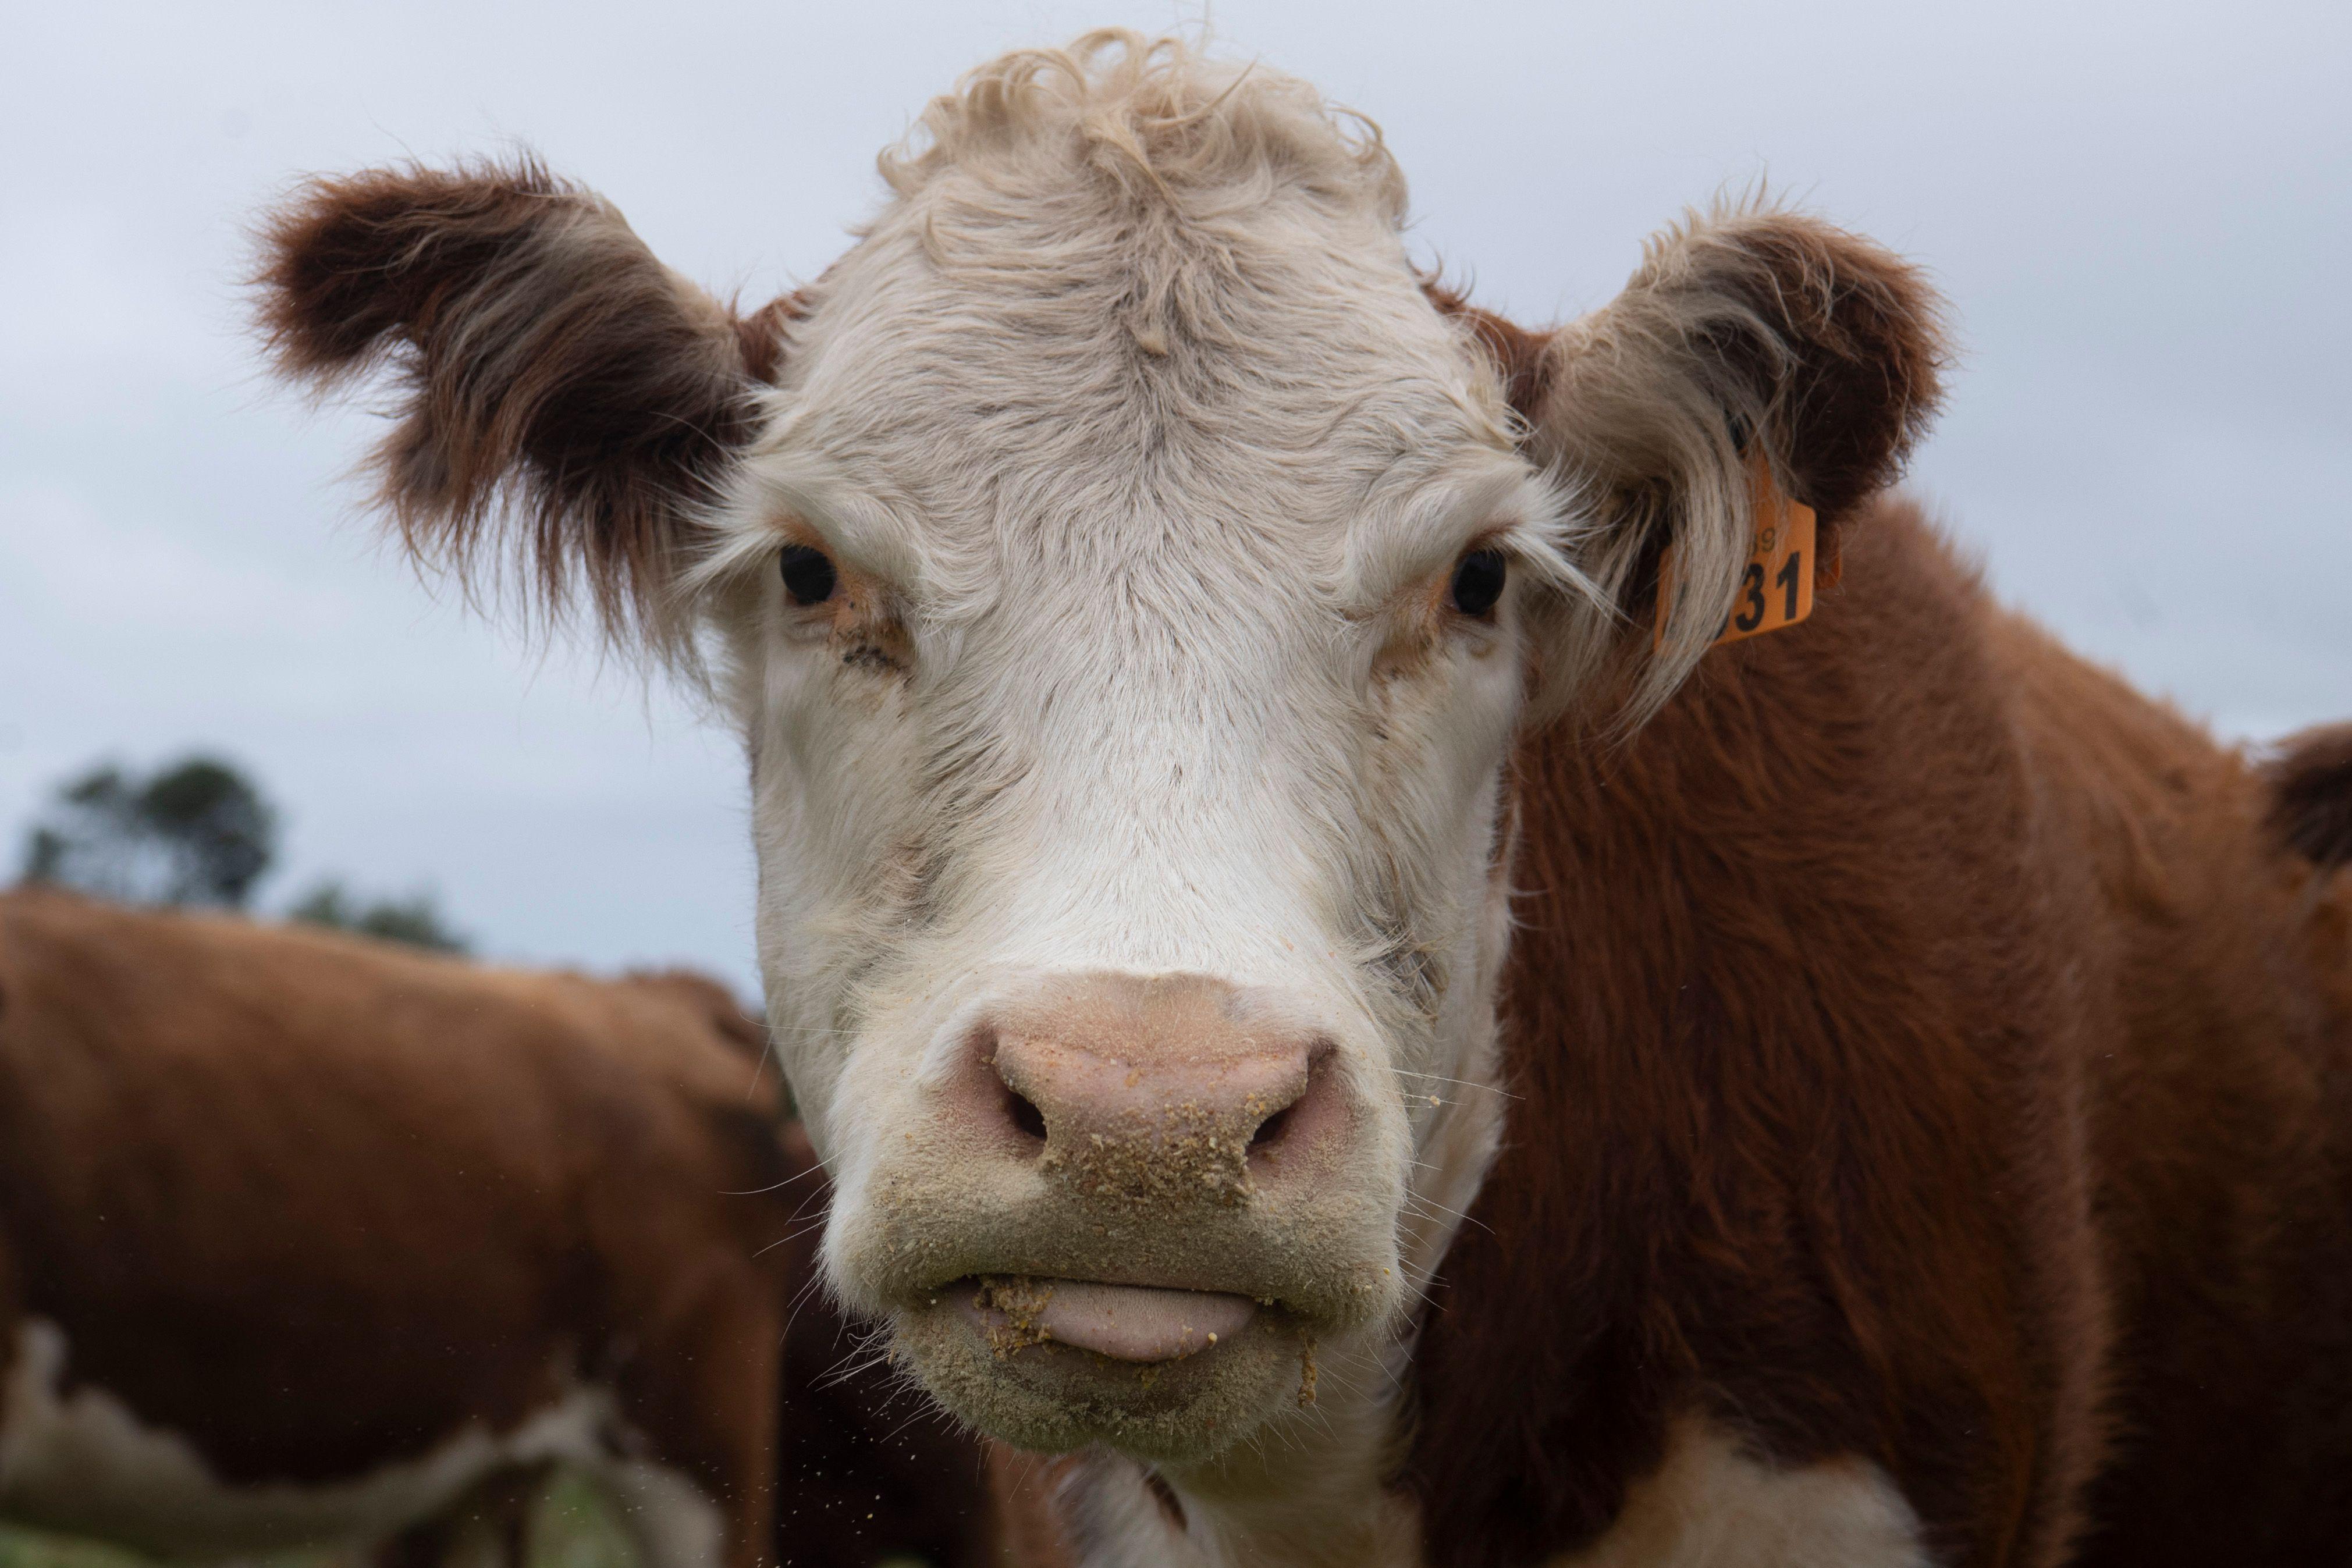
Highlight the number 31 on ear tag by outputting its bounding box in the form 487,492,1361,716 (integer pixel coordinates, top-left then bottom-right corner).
1654,459,1836,653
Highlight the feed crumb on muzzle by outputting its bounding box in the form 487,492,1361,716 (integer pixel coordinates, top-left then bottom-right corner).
973,1275,1057,1357
1039,1093,1272,1210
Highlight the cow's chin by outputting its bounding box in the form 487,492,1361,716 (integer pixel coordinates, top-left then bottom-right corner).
893,1277,1317,1464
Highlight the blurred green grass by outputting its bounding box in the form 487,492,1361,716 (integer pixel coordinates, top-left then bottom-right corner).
0,1528,152,1568
0,1468,639,1568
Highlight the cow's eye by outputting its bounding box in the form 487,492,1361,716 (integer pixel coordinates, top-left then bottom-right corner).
779,544,837,607
1449,549,1507,617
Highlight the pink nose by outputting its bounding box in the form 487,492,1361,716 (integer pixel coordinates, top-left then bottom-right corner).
955,973,1342,1203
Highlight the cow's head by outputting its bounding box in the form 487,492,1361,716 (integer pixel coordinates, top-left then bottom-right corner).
258,32,1942,1469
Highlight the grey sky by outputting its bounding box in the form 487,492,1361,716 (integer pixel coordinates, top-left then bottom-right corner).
5,0,2347,992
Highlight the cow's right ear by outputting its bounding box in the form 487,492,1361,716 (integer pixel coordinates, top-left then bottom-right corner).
256,158,792,646
1444,203,1948,724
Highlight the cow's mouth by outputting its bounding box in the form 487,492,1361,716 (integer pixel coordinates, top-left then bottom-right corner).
958,1275,1257,1362
894,1272,1316,1463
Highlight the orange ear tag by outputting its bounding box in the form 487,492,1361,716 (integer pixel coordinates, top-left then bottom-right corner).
1654,457,1832,653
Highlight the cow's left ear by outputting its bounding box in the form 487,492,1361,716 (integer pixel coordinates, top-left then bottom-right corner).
1451,205,1948,718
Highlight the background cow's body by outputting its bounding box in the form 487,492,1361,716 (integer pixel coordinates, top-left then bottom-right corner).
0,891,992,1567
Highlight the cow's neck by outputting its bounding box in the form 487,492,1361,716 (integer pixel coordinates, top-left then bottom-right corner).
1395,510,2010,1566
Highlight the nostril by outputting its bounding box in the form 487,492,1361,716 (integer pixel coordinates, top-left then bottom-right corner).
973,1024,1050,1153
1248,1103,1295,1155
1248,1040,1334,1164
1003,1085,1048,1145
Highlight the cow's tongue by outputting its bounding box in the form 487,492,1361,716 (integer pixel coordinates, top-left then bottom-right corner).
1005,1279,1257,1362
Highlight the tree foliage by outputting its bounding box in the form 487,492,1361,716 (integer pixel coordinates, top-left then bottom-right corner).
289,881,471,955
17,754,474,957
20,757,277,909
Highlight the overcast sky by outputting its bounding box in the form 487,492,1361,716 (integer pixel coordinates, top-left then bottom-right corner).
5,0,2347,993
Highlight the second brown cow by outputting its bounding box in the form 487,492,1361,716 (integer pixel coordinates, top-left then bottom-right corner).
0,890,987,1567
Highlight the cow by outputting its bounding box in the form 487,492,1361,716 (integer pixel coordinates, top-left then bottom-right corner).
250,28,2352,1568
0,888,990,1567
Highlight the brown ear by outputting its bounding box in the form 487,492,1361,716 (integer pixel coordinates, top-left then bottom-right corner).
1441,204,1948,716
2260,723,2352,867
255,157,790,644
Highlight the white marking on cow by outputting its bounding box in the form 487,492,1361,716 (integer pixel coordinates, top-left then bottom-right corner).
1057,1412,1925,1568
1555,1417,1931,1568
0,1318,724,1564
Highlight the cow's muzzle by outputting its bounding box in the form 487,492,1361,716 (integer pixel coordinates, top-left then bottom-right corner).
840,970,1405,1461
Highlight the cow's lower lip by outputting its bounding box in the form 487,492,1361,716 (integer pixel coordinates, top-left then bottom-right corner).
957,1275,1258,1363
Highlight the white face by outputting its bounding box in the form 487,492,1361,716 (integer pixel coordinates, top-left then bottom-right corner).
692,148,1578,1463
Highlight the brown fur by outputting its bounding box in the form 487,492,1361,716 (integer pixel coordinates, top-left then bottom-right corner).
1398,239,2352,1566
0,892,993,1567
1401,499,2352,1566
254,158,786,642
2259,721,2352,867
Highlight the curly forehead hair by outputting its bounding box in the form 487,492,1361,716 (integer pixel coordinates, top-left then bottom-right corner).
878,29,1409,223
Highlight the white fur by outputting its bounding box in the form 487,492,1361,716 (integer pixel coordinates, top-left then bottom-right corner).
1553,1417,1930,1568
0,1318,723,1563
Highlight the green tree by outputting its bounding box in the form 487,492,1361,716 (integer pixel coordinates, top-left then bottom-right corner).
289,881,471,955
19,757,276,908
